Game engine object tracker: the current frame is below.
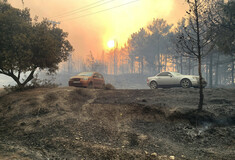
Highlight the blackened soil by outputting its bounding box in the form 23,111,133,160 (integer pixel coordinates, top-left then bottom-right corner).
0,87,234,159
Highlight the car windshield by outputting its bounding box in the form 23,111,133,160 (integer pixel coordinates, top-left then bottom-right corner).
77,72,93,76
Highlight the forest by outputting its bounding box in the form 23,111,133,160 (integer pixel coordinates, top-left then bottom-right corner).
62,0,234,88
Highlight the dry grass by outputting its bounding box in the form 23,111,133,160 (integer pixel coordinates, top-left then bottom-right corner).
44,92,58,103
68,88,94,105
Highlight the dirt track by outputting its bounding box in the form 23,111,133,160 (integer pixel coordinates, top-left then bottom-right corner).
0,87,234,159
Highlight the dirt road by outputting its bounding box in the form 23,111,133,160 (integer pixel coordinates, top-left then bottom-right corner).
0,87,234,159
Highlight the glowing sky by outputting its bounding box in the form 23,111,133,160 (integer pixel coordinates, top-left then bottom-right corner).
8,0,187,59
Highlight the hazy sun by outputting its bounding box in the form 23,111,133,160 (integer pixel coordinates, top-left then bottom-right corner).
107,40,115,49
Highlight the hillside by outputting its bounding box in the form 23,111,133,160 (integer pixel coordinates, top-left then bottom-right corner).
0,87,234,159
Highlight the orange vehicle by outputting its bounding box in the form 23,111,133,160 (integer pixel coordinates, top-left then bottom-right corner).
68,72,105,89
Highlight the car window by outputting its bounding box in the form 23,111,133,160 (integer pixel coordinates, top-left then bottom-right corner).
78,72,93,76
93,73,99,78
158,72,170,76
98,74,103,79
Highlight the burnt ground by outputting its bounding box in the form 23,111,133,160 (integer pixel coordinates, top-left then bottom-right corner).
0,87,234,160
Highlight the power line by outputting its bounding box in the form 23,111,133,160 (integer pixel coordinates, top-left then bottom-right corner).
1,0,140,24
50,0,115,19
50,0,106,18
62,0,139,22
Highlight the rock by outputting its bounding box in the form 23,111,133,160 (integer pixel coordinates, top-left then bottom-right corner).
181,155,186,158
138,134,148,141
151,152,157,157
169,156,175,160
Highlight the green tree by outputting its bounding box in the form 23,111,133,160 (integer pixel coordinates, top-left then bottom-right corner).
0,2,73,87
214,1,235,85
214,1,235,55
128,28,148,74
206,0,235,86
127,19,173,74
146,19,173,73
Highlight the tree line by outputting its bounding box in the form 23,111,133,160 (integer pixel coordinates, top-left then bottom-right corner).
77,0,234,88
0,0,234,90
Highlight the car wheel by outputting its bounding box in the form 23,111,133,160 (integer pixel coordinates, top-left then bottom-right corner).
181,79,191,88
150,81,158,89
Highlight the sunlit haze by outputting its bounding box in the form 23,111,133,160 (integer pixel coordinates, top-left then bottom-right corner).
8,0,187,60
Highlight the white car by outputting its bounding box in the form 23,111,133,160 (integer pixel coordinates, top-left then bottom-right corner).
147,72,207,89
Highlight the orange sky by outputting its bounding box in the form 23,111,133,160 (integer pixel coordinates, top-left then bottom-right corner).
8,0,187,60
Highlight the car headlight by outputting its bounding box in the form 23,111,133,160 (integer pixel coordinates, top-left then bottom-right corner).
83,78,88,80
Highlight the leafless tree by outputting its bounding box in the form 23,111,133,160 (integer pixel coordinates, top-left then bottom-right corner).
175,0,214,111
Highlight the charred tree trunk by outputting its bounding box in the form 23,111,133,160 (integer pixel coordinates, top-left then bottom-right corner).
206,59,209,84
195,0,203,111
164,55,168,71
198,55,204,111
215,53,220,86
209,53,213,88
157,53,160,73
188,57,191,75
160,54,163,72
141,56,144,75
130,56,134,74
180,55,183,74
192,59,195,75
231,57,234,86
